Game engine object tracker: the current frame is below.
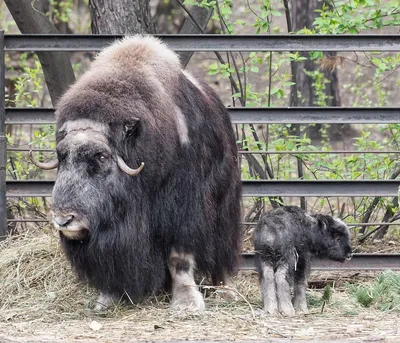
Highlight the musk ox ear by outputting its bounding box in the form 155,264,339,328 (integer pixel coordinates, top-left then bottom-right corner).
315,215,329,232
123,118,140,139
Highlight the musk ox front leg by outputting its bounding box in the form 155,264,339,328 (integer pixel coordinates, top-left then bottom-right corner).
93,292,119,311
168,249,205,311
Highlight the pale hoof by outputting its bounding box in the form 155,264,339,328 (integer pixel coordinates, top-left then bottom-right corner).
171,286,205,312
93,293,116,311
264,306,279,316
263,299,279,316
293,302,309,314
279,306,296,317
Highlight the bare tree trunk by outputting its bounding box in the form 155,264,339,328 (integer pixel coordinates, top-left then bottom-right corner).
291,0,343,140
89,0,155,34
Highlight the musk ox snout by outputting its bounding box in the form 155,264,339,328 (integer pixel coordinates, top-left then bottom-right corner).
52,211,89,240
53,213,74,227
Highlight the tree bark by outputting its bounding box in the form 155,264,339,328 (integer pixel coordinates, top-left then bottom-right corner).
89,0,155,34
291,0,342,140
4,0,76,105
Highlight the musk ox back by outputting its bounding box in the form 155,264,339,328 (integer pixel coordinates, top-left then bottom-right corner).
31,36,242,310
252,206,352,316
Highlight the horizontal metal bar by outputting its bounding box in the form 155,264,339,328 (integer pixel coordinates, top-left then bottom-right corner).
8,148,400,155
242,222,400,226
5,108,56,124
4,34,400,52
239,150,399,155
7,218,48,222
8,148,55,152
240,253,400,270
6,107,400,125
229,107,400,124
9,218,400,226
6,180,400,197
241,180,400,197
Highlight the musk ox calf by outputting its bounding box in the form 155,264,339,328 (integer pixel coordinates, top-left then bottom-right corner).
252,206,352,317
30,36,242,311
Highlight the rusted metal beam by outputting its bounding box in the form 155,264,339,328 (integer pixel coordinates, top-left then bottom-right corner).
6,180,400,197
241,253,400,271
5,107,400,125
4,34,400,52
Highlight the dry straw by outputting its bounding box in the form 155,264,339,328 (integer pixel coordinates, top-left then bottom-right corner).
1,229,399,341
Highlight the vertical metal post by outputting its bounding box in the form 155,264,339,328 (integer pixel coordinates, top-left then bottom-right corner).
0,31,7,239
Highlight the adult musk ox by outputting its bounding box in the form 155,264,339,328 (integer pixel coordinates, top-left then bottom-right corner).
30,36,242,311
252,206,352,317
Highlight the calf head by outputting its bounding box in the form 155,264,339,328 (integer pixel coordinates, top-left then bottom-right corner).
316,215,353,262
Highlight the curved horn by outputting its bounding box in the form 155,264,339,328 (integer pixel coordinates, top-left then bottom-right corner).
29,150,59,170
117,156,144,176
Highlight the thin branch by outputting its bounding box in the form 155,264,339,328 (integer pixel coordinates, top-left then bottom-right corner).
359,211,400,243
360,163,400,234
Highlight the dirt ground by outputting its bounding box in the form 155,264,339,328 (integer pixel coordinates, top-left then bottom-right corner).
1,231,399,343
1,279,399,343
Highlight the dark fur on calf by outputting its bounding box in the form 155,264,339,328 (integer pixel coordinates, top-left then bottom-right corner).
252,206,352,316
49,37,242,307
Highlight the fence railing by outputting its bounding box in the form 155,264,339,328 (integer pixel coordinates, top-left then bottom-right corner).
1,33,400,270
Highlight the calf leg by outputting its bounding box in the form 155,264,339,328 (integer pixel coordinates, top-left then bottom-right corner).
260,261,278,315
293,261,310,314
275,264,295,317
168,249,205,311
293,279,308,314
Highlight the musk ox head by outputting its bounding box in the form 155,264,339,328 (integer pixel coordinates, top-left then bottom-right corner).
31,119,144,240
30,36,186,240
315,215,353,262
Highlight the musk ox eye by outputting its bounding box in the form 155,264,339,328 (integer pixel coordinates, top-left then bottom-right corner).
96,154,109,163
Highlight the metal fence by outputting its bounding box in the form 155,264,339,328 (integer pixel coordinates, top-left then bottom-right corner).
1,33,400,270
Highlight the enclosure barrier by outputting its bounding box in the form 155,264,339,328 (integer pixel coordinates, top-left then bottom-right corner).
1,33,400,270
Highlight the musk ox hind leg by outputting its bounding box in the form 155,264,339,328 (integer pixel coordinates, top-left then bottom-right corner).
168,249,205,312
259,261,279,315
275,264,296,317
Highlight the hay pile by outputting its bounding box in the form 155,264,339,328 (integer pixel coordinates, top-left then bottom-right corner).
0,228,97,322
1,229,400,342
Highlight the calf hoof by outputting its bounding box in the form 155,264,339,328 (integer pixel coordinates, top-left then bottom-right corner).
264,305,279,316
171,286,205,312
279,306,296,317
297,308,309,315
293,303,309,314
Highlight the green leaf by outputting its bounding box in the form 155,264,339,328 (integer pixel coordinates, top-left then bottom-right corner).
270,87,280,95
